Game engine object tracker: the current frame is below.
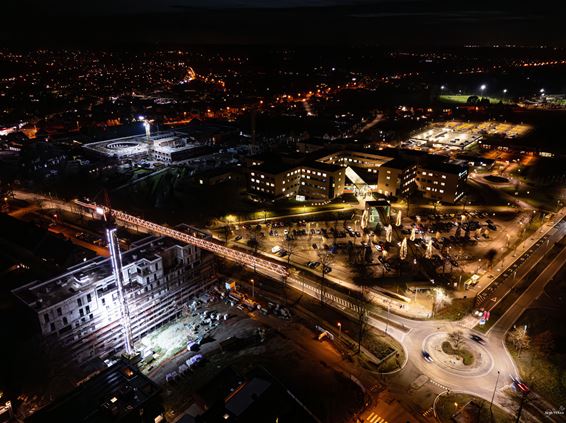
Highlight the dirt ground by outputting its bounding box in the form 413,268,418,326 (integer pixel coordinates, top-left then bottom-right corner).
143,288,369,423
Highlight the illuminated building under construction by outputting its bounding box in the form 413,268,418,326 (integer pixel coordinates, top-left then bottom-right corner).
13,230,216,364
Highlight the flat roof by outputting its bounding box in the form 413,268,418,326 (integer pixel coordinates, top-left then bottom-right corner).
381,157,415,170
12,231,204,312
26,359,162,423
421,160,468,174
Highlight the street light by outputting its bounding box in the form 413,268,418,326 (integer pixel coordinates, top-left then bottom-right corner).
251,279,255,298
490,370,500,418
480,84,486,96
337,322,342,339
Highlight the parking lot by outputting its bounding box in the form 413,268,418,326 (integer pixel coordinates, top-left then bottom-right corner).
223,207,527,295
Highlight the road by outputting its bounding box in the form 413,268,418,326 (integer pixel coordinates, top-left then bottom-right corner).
10,189,566,421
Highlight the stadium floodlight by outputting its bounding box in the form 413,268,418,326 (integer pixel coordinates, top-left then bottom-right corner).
540,88,545,93
480,84,486,92
503,89,508,94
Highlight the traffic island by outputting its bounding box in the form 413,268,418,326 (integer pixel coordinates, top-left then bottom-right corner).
424,332,492,375
435,393,513,423
441,341,474,366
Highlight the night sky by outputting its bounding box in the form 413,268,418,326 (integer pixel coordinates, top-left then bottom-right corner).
2,0,565,46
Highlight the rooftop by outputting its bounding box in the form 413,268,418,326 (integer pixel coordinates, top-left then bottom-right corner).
12,229,205,312
26,359,162,423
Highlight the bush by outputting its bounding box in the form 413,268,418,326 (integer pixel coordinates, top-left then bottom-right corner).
441,341,474,366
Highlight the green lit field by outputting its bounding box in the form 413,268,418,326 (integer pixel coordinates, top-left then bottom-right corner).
438,94,514,105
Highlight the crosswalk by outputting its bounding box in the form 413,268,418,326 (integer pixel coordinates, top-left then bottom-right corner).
422,407,434,417
365,412,388,423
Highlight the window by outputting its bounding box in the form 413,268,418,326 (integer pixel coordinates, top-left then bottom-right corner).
77,298,82,307
44,314,50,324
87,294,92,303
63,317,68,325
57,307,62,316
50,323,55,332
79,309,84,317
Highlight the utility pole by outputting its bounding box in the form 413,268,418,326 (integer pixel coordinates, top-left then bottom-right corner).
490,370,500,419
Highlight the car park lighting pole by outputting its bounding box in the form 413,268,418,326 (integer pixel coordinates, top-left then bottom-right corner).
251,279,255,298
490,370,500,418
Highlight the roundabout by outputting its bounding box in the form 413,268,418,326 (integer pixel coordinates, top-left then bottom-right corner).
422,332,494,378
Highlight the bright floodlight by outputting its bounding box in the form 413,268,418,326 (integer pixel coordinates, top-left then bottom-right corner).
440,85,445,90
95,207,104,215
540,88,545,93
480,84,486,91
138,115,145,121
503,89,508,93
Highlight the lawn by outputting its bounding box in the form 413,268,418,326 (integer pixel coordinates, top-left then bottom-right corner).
436,393,513,423
441,341,474,365
438,94,514,105
505,267,566,408
435,298,474,321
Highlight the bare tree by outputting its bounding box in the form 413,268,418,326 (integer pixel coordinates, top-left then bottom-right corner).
283,236,296,265
353,286,370,354
317,250,335,305
508,326,531,356
448,330,465,350
246,225,263,273
221,225,231,245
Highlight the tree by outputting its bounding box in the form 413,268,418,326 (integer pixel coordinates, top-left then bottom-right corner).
317,250,335,306
533,330,554,358
353,286,369,354
448,330,465,350
508,326,531,356
246,225,263,273
467,95,479,105
221,225,231,245
283,236,296,265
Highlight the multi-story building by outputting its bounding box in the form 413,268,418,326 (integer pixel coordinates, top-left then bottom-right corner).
416,161,468,203
376,158,417,198
248,161,345,201
13,234,216,364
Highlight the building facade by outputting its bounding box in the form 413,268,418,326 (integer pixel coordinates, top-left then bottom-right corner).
376,158,417,198
416,161,468,203
248,162,345,201
13,235,216,364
